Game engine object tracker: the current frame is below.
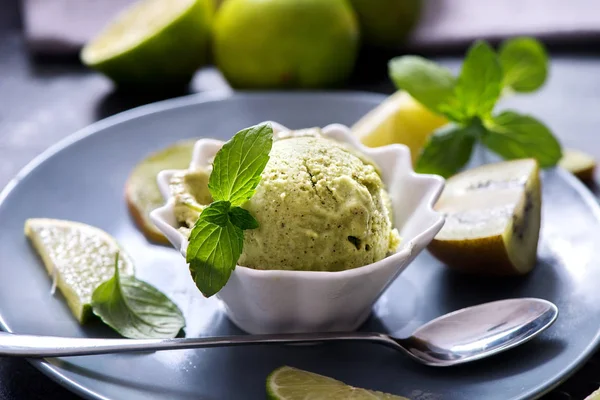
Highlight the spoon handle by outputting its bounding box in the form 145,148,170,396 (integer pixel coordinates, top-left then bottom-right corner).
0,331,399,358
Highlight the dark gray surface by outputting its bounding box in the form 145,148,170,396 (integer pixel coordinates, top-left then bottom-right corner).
1,92,600,400
2,24,600,400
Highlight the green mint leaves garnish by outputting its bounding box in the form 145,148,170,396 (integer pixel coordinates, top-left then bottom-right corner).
388,56,456,117
187,123,273,297
186,203,244,298
208,123,273,206
415,122,479,177
389,37,561,178
454,41,503,119
91,253,185,339
482,111,562,167
499,37,548,93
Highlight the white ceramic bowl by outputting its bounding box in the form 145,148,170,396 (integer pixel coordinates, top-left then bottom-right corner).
150,122,445,334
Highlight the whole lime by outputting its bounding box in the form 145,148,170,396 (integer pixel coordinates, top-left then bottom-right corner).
349,0,421,48
213,0,359,89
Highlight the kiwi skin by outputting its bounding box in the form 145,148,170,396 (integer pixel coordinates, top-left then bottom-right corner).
428,234,520,276
574,165,595,183
559,148,596,183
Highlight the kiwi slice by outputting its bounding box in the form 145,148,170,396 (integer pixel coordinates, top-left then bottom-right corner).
428,159,541,275
126,140,195,243
559,148,596,182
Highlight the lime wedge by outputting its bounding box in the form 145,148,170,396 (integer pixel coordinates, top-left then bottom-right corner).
352,91,447,163
81,0,214,87
24,218,135,323
126,140,196,243
266,366,407,400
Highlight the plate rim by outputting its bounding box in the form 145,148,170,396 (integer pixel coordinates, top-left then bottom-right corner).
1,91,599,400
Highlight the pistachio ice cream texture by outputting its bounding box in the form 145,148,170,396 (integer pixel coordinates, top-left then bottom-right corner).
170,129,400,272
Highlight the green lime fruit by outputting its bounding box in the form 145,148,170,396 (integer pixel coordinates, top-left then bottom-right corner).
213,0,359,89
81,0,214,87
25,218,135,323
266,366,408,400
349,0,422,48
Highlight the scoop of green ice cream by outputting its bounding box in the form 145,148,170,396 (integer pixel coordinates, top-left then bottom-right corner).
241,129,399,271
171,128,400,272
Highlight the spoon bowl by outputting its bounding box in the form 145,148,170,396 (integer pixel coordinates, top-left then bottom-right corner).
0,298,557,367
397,297,558,366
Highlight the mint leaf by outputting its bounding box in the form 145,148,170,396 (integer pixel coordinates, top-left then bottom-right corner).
454,40,503,119
416,122,481,178
202,200,230,226
186,203,244,297
388,56,458,116
499,37,548,93
482,111,562,167
91,254,185,339
208,123,273,206
187,124,272,297
229,206,259,230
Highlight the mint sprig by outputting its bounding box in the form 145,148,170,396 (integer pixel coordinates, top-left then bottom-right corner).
91,253,185,339
389,37,561,178
187,123,273,297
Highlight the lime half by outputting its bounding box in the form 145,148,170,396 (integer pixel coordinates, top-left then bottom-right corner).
266,366,407,400
126,140,196,243
81,0,213,87
25,219,134,323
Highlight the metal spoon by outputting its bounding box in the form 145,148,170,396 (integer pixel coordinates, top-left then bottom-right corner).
0,298,557,367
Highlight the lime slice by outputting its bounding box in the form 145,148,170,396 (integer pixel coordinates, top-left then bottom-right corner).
266,366,407,400
81,0,214,87
352,91,447,163
126,140,196,243
24,218,135,323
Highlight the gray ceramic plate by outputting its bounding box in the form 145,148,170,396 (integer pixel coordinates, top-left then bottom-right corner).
1,92,600,400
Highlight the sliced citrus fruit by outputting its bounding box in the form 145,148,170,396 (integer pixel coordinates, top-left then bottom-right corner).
24,218,134,323
266,366,407,400
428,159,541,275
559,148,596,182
81,0,214,87
126,140,196,243
352,91,447,163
